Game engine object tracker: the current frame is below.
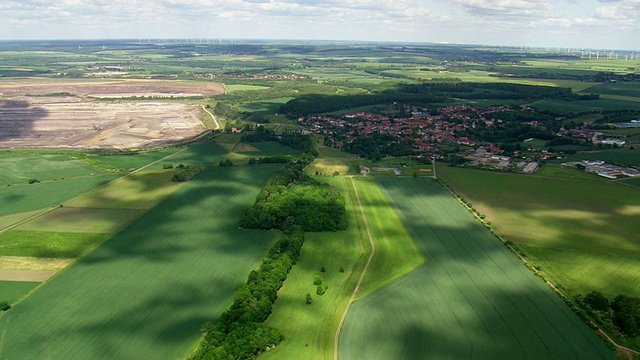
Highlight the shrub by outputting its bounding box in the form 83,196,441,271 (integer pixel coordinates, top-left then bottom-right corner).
316,283,328,296
320,266,326,273
306,293,313,305
313,275,323,286
0,301,10,311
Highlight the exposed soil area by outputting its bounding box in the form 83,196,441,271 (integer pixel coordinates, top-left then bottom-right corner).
0,79,223,149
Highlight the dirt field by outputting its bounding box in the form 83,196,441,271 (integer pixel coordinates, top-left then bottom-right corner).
0,256,72,281
0,79,224,149
0,78,224,98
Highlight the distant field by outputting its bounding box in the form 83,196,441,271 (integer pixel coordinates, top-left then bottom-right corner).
238,97,293,114
86,148,180,170
150,141,228,167
0,230,108,258
584,82,640,98
225,84,270,92
0,281,39,304
340,177,613,359
0,174,121,217
245,141,301,156
0,154,105,185
530,98,640,112
438,166,640,298
0,165,281,360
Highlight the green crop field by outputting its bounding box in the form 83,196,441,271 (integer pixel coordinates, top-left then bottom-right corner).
238,97,293,114
438,166,640,299
340,177,612,359
148,141,228,168
0,174,121,217
226,84,271,92
243,141,301,156
530,98,640,112
17,208,143,233
0,230,108,258
64,170,183,210
0,154,106,185
585,82,640,98
86,148,180,171
353,178,424,299
262,177,369,360
0,281,39,304
0,165,282,360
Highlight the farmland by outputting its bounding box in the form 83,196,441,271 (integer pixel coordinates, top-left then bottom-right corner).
340,177,612,359
0,165,281,360
437,166,640,299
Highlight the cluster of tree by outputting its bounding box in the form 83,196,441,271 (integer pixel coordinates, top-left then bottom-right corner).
171,165,206,182
576,291,640,338
219,159,233,167
241,127,318,157
239,162,347,232
247,156,291,165
0,301,10,311
343,133,415,160
191,226,304,360
595,109,640,124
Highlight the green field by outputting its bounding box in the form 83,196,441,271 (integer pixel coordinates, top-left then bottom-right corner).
226,84,271,92
86,148,180,171
438,166,640,299
64,170,183,210
0,154,106,185
17,208,143,233
585,82,640,98
238,97,293,114
0,230,108,258
530,98,640,112
0,281,40,304
340,177,612,359
0,174,121,217
0,165,281,360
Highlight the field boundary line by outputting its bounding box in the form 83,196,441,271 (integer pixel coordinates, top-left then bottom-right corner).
437,173,640,358
333,177,376,360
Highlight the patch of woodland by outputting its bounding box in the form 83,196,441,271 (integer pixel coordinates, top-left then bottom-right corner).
240,126,318,157
171,164,206,182
239,161,348,232
576,291,640,340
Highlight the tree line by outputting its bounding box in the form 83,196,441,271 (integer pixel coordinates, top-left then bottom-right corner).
576,291,640,338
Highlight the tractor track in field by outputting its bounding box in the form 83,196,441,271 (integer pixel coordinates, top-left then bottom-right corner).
333,177,376,360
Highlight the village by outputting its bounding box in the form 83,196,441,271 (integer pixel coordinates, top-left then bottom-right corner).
298,103,638,178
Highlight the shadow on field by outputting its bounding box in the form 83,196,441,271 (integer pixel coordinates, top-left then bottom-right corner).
0,99,48,143
338,177,613,360
0,165,280,359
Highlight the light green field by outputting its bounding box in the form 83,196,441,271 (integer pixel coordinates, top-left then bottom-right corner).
0,174,121,217
307,140,361,176
0,281,40,304
354,178,424,299
0,230,108,258
64,170,183,209
17,208,143,233
340,177,613,359
0,165,281,360
213,133,242,152
438,166,640,298
243,141,301,156
225,84,270,92
0,154,105,185
262,177,368,360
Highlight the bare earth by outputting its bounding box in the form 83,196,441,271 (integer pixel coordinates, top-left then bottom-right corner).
0,79,224,149
0,256,72,281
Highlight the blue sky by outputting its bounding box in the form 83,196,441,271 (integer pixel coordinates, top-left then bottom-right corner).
1,0,638,50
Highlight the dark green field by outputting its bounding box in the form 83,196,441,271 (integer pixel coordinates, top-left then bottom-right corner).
0,281,39,304
0,165,281,359
340,177,612,359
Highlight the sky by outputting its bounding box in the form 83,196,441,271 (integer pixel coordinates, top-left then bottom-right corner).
1,0,638,50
